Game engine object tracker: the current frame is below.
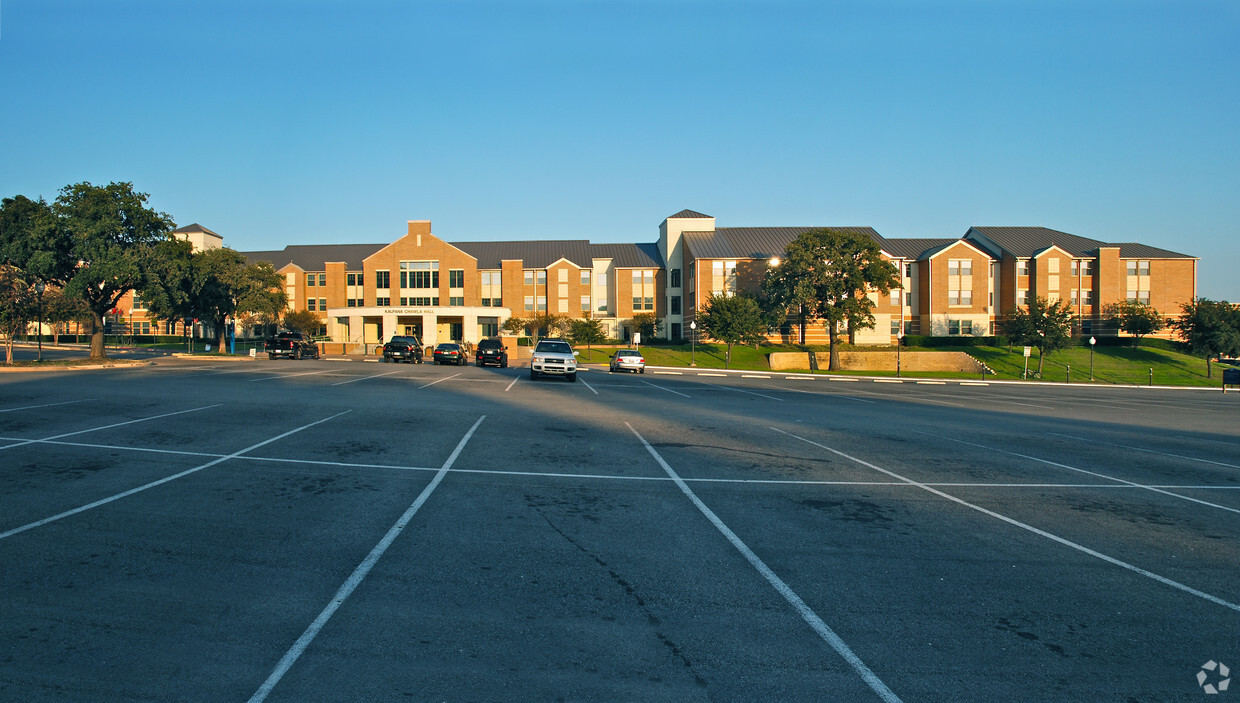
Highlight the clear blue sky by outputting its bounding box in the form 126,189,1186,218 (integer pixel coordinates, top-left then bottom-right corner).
2,0,1237,299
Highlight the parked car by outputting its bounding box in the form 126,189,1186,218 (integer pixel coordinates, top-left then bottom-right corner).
529,339,578,381
475,338,509,368
609,349,645,373
433,342,467,365
382,336,423,363
264,331,320,360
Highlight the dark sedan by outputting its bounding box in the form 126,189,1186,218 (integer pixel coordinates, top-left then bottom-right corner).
433,343,467,365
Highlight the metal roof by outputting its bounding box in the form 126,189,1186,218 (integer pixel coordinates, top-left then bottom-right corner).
667,209,712,220
878,238,959,260
454,240,595,269
172,223,221,237
242,243,386,271
683,227,884,260
966,227,1194,260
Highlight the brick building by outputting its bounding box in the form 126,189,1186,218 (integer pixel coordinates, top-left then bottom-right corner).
113,211,1197,349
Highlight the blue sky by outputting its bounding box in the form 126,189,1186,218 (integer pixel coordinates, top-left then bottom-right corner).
2,0,1237,299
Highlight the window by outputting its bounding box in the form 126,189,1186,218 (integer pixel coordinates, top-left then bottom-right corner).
947,260,972,306
376,270,390,289
537,271,546,285
449,269,465,288
1072,260,1093,276
631,269,656,309
449,296,464,307
347,299,356,308
890,290,900,306
962,320,972,335
948,319,960,335
1047,257,1059,274
581,270,590,286
711,261,737,295
319,273,326,287
307,274,316,287
347,273,359,286
131,293,147,311
401,296,438,306
524,270,534,285
670,268,681,287
904,263,913,277
1016,260,1029,276
581,295,591,311
597,272,607,287
376,297,390,306
401,261,439,289
947,259,972,276
671,296,681,315
537,296,547,311
307,299,316,311
480,318,499,338
558,268,568,282
1080,261,1092,276
1127,290,1150,304
1017,290,1028,305
524,296,534,311
1083,291,1094,306
891,319,901,334
319,298,326,311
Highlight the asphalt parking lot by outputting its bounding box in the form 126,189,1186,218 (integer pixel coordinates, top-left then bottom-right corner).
1,356,1238,702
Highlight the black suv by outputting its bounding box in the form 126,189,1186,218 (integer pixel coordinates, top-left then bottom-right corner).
382,336,423,363
475,339,508,368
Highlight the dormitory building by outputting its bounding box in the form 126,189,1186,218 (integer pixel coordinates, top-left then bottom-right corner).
132,209,1196,349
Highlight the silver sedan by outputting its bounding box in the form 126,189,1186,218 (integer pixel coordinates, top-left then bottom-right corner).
609,349,645,373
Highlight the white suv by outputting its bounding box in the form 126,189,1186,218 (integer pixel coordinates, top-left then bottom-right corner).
530,339,579,382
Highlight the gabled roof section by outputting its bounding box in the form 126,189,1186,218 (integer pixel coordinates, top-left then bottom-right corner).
924,238,994,260
668,209,711,219
592,242,664,268
683,227,884,260
1112,242,1197,259
172,223,221,237
454,240,596,269
242,243,386,271
879,238,959,260
967,226,1105,258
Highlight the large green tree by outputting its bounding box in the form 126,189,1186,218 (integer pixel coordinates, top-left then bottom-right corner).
697,292,767,369
1,183,175,360
0,266,36,364
761,228,899,370
1104,300,1164,348
1169,298,1240,378
568,316,606,356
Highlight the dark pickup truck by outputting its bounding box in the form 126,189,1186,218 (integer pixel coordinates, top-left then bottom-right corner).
264,332,320,360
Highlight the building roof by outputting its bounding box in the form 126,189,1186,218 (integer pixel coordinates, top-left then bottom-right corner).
242,243,386,271
667,209,711,220
683,227,885,260
172,223,222,237
967,226,1194,260
452,240,664,270
878,237,959,260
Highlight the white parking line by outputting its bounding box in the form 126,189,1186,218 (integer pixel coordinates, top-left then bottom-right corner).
773,427,1240,614
0,399,90,413
0,404,220,452
0,410,350,541
1047,432,1240,470
701,381,782,402
418,373,460,389
330,370,403,386
248,416,486,703
628,423,903,703
249,369,333,382
640,379,691,397
919,432,1240,515
579,377,600,395
504,375,519,392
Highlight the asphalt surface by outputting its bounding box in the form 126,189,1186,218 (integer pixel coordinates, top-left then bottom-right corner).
1,355,1238,702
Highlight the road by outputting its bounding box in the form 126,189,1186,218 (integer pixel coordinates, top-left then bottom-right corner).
1,356,1237,701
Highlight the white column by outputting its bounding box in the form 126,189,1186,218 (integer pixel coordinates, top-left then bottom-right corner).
422,313,437,346
464,312,479,343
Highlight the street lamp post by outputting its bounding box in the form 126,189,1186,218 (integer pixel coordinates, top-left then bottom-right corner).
896,331,903,378
1089,336,1096,381
689,320,697,367
35,281,45,362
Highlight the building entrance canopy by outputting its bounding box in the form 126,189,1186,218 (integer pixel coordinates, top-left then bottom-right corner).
327,305,509,349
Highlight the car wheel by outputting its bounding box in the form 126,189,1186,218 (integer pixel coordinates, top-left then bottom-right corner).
268,353,276,360
567,372,577,382
501,359,507,368
530,370,538,380
293,348,301,360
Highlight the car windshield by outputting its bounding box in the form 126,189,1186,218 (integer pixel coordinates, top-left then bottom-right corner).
616,350,640,357
535,341,573,354
478,340,502,349
436,344,459,351
390,337,416,345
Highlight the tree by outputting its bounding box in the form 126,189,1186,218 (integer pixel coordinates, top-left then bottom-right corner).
568,316,606,356
42,286,90,344
0,267,36,364
697,293,767,369
501,316,528,336
1002,296,1074,376
761,228,899,370
282,309,322,335
1104,300,1164,348
1169,298,1240,378
1,183,175,360
627,312,661,341
144,241,285,351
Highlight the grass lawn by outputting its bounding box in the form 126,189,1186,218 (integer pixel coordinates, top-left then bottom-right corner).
576,342,1224,387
